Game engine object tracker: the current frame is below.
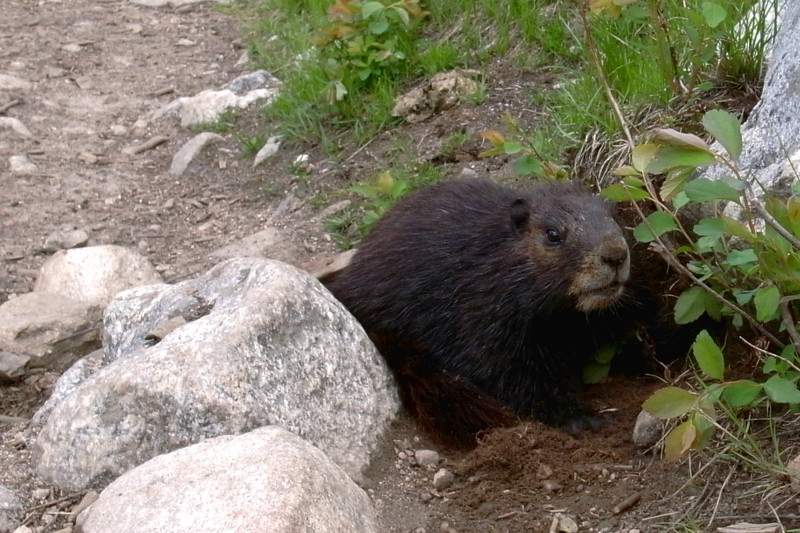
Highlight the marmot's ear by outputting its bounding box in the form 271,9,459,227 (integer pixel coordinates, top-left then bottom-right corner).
510,198,530,232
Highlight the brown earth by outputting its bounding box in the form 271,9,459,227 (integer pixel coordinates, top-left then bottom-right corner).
1,1,799,532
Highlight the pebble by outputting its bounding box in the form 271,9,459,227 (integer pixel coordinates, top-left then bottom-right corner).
552,513,579,533
109,125,128,136
9,155,38,175
70,490,98,520
253,135,281,167
42,228,89,252
169,132,222,176
0,117,35,139
0,73,32,90
414,449,440,468
787,453,800,493
433,468,454,490
31,488,50,500
632,409,663,449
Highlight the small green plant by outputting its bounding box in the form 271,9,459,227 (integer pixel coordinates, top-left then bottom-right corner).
352,170,409,227
312,0,428,104
326,162,446,248
480,113,569,180
605,109,800,461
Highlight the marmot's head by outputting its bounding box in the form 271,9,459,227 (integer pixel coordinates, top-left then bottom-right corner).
512,182,630,312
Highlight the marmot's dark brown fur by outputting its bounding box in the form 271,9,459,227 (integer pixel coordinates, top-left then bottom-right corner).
324,179,631,445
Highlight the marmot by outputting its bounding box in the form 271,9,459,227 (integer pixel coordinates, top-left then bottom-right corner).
324,179,631,445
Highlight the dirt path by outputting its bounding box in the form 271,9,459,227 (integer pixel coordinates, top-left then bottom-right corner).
1,0,333,305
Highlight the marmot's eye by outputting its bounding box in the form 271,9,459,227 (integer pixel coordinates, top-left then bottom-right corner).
545,228,562,244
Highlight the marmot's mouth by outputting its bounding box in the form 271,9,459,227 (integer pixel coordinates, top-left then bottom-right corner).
576,283,625,312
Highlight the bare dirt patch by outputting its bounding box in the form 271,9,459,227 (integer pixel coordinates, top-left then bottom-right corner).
2,1,799,532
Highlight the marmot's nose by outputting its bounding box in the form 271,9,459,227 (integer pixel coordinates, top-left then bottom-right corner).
600,239,629,269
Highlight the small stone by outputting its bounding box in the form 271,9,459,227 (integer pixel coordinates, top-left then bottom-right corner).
414,449,440,468
253,135,281,167
0,118,35,139
70,490,98,520
62,43,83,53
177,38,196,47
0,73,32,90
42,228,89,253
78,152,98,164
541,480,562,492
9,155,38,175
432,468,454,490
109,125,128,136
169,132,222,176
31,488,50,500
45,66,68,78
787,454,800,493
553,513,579,533
0,351,30,381
74,76,94,90
632,409,663,449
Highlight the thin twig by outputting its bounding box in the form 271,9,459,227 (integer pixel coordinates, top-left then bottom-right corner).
649,240,784,349
0,99,22,114
739,336,800,374
707,463,736,528
779,300,800,351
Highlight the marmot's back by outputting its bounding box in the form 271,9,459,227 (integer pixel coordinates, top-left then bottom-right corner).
325,178,630,444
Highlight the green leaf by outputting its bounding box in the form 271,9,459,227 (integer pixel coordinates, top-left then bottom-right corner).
660,168,693,201
725,249,757,266
702,290,722,321
633,211,678,243
763,356,786,374
693,330,724,380
674,286,706,324
722,380,762,407
583,361,610,384
684,178,741,203
390,5,410,25
632,143,659,173
503,141,523,155
601,182,651,202
673,191,690,210
693,217,724,236
646,147,717,174
764,375,800,404
369,19,390,35
361,1,385,18
720,216,755,241
701,2,727,29
652,128,711,151
513,155,542,176
754,285,780,321
592,344,618,364
664,419,696,461
702,109,742,159
642,386,697,419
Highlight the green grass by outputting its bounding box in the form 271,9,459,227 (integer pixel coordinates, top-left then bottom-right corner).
237,0,775,162
326,161,448,249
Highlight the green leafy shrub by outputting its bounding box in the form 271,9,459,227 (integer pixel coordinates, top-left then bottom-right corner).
312,0,428,103
605,109,800,461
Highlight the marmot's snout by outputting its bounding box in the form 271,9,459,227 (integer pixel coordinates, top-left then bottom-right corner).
571,232,630,312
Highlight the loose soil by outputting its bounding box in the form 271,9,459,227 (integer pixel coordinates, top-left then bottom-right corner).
1,2,799,532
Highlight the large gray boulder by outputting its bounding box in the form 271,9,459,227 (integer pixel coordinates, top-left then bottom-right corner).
702,1,799,194
34,258,399,490
75,426,380,533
